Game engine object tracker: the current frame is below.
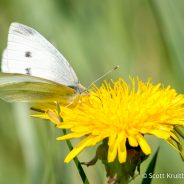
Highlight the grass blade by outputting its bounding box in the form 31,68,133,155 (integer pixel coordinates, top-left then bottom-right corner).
141,148,160,184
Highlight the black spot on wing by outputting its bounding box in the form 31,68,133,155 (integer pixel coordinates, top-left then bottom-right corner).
13,29,23,34
22,27,34,35
25,51,32,57
25,68,31,75
13,24,35,36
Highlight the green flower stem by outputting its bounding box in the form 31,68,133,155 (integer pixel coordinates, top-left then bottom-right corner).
56,103,89,184
62,129,90,184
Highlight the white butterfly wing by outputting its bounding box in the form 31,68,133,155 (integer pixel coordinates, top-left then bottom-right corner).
1,22,79,87
0,73,76,103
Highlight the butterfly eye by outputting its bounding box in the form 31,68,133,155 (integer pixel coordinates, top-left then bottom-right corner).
25,51,32,57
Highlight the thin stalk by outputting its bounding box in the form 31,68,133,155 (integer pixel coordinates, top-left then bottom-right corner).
57,102,90,184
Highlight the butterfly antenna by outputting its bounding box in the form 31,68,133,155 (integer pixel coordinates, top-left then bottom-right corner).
86,65,119,90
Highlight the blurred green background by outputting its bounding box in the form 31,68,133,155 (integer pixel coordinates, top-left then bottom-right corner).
0,0,184,184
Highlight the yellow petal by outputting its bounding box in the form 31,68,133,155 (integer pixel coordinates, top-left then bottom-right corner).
118,137,127,163
128,136,138,147
136,134,151,155
56,132,86,140
31,114,49,119
149,129,171,140
47,110,61,124
64,135,102,163
108,134,118,162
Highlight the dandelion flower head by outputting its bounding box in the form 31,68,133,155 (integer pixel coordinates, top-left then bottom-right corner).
38,78,184,163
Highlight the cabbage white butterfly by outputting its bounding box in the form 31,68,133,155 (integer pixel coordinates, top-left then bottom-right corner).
0,22,85,104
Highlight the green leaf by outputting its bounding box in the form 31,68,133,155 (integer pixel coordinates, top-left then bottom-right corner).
141,148,160,184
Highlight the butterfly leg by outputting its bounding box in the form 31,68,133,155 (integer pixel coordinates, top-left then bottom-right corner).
64,100,75,108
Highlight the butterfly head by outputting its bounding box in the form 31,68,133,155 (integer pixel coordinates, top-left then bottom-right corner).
68,83,86,94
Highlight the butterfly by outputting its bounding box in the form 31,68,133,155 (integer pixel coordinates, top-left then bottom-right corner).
0,23,85,105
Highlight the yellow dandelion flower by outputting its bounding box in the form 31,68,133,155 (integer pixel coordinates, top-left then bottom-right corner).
36,78,184,164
